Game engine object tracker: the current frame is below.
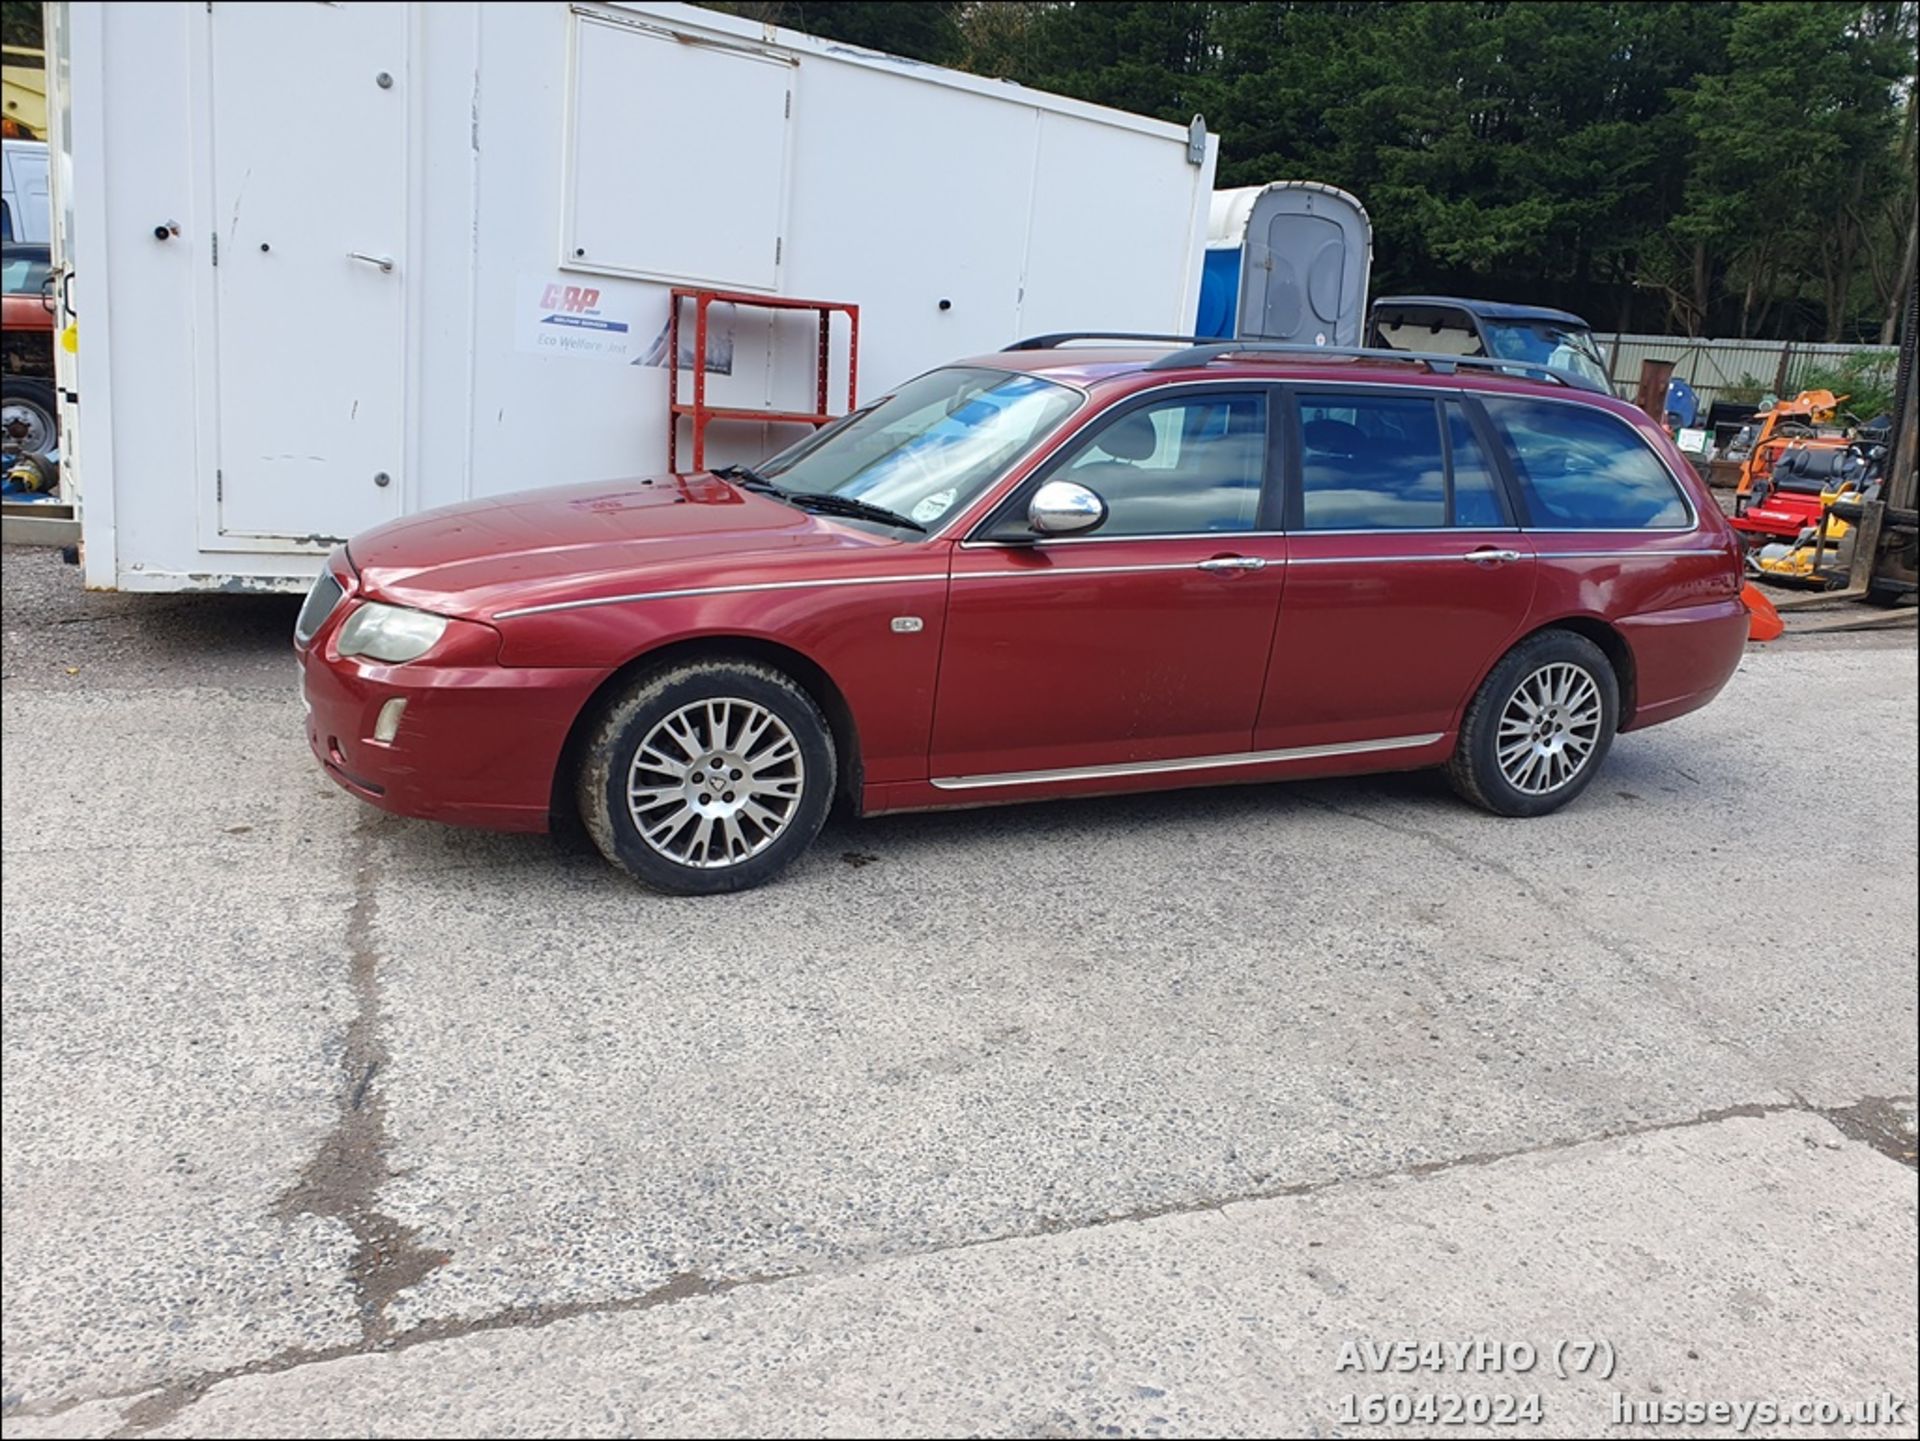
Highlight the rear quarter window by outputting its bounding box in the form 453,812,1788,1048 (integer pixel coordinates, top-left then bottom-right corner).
1482,396,1691,529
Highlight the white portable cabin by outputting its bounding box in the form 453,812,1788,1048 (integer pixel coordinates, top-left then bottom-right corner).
47,1,1219,593
1194,182,1371,346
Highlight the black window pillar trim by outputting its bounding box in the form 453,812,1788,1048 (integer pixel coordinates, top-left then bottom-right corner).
1278,384,1306,533
1461,391,1534,528
1435,395,1456,526
1257,381,1289,532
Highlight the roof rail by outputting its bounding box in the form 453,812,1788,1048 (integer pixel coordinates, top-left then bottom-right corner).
1141,341,1610,395
1003,331,1228,352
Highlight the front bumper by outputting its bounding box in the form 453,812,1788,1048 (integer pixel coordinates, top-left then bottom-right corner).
297,578,605,833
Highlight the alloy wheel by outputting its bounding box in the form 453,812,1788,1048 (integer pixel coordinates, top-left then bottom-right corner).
1495,662,1603,795
626,697,806,869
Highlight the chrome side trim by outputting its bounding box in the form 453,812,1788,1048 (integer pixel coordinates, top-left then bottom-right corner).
1289,553,1476,567
961,530,1290,548
950,560,1215,581
491,572,947,621
929,732,1445,791
1290,526,1523,537
492,544,1731,619
1534,548,1726,560
1289,547,1726,567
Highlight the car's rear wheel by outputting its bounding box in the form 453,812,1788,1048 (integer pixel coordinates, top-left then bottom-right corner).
577,659,836,894
1446,630,1617,817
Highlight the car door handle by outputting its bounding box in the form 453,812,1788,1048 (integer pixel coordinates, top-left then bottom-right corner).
1461,548,1523,565
348,251,395,274
1197,556,1265,573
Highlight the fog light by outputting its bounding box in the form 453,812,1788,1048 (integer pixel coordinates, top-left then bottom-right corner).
372,697,407,744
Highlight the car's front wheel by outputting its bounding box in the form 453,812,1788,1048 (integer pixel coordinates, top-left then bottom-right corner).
1446,629,1618,817
577,659,836,894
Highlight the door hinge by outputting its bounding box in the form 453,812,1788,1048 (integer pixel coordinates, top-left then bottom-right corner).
784,92,791,119
211,234,218,267
216,469,223,502
775,237,782,265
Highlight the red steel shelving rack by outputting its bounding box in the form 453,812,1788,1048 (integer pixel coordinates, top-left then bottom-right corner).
667,287,860,473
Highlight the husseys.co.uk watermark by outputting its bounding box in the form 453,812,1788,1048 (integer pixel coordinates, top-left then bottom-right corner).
1610,1392,1910,1431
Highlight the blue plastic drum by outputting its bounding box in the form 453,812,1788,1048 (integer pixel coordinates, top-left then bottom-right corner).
1664,376,1700,428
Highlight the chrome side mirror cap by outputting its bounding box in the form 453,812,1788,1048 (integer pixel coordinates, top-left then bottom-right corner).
1028,479,1107,536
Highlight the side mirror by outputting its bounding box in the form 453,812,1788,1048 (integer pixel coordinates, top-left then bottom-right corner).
1027,479,1107,537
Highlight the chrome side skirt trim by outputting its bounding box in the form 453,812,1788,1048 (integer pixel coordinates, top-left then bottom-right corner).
492,572,948,620
929,732,1445,791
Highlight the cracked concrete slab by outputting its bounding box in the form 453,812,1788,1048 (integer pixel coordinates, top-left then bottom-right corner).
11,1110,1911,1439
2,547,1915,1436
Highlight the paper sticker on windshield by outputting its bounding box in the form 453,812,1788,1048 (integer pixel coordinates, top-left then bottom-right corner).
911,489,956,524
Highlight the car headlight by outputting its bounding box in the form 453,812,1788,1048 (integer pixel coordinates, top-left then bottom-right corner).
335,602,451,663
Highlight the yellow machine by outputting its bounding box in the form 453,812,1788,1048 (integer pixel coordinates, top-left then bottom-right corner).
1746,459,1881,589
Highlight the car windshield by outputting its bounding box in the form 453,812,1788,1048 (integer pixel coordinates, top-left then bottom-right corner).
1,248,52,296
1482,321,1609,386
756,366,1083,529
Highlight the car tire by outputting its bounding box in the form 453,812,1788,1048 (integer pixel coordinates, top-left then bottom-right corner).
576,658,836,895
1,376,59,457
1446,629,1618,818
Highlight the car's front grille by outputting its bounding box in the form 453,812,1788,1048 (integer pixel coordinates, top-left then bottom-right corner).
294,570,344,646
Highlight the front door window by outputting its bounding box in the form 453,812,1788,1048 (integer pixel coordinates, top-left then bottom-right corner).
990,392,1269,539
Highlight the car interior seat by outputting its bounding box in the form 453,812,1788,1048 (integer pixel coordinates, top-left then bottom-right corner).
1068,411,1159,491
1302,418,1366,456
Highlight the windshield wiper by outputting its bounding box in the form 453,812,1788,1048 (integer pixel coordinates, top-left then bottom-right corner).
783,492,927,533
713,465,925,533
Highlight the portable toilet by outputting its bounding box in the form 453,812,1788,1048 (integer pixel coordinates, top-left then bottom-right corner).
1196,182,1372,345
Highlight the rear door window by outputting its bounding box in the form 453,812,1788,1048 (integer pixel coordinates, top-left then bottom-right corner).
1298,393,1445,529
1295,392,1511,530
1481,396,1691,529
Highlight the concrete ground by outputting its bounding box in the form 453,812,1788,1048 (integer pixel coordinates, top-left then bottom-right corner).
2,544,1915,1438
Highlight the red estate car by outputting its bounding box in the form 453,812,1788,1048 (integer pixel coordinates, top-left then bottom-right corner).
296,338,1748,894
